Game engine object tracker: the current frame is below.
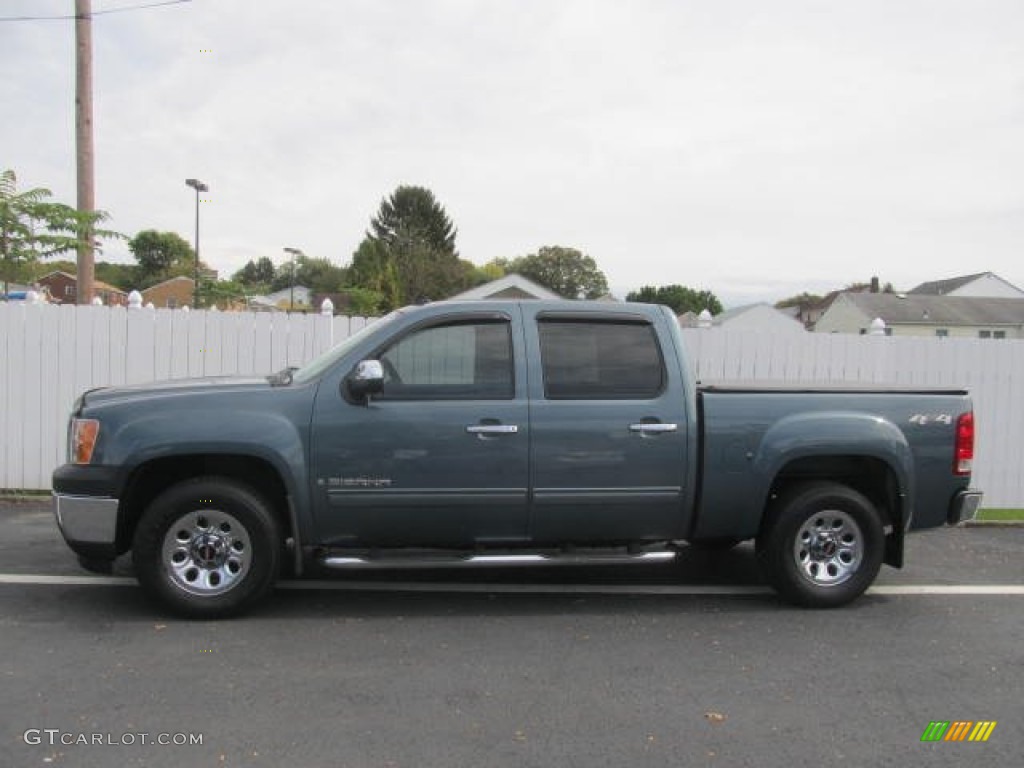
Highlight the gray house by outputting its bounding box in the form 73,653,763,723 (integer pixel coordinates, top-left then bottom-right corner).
814,293,1024,338
708,303,806,334
909,272,1024,299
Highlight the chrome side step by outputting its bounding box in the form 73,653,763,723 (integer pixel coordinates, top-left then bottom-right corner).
320,551,677,570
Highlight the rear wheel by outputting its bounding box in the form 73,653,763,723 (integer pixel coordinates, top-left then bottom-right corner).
756,482,883,608
132,477,281,618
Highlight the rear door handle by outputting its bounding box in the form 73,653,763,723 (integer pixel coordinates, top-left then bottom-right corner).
629,423,678,435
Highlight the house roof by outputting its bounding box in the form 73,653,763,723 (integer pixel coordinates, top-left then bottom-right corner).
713,303,804,329
37,270,126,294
908,272,992,296
141,275,195,292
448,273,563,301
842,293,1024,326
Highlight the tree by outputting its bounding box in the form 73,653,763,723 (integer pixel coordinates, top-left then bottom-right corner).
94,261,138,290
201,278,248,309
337,287,385,316
233,256,275,288
626,284,723,315
1,169,121,295
128,230,195,287
500,246,609,299
775,292,824,310
347,185,470,309
268,253,348,295
369,185,457,255
348,238,402,310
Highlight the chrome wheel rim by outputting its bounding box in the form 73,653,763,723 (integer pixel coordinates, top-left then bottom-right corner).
161,509,252,596
793,509,863,587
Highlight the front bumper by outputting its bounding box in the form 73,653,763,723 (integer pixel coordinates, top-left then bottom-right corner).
52,464,122,560
948,489,983,525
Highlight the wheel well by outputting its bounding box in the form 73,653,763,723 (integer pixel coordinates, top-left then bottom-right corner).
117,455,290,553
768,455,903,533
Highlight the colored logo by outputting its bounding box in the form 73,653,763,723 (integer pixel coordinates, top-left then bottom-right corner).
921,721,997,742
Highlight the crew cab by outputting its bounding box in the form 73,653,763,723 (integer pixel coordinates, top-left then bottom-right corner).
52,301,982,617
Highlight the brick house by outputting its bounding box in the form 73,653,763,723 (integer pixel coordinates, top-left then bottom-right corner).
36,271,128,306
141,276,195,309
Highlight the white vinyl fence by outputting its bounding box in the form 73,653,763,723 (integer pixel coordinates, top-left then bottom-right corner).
1,303,372,491
1,302,1021,507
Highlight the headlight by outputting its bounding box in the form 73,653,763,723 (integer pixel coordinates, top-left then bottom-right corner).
70,419,100,464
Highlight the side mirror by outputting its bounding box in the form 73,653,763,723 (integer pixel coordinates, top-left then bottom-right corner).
345,359,384,404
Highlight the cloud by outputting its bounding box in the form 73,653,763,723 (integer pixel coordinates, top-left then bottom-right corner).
2,0,1022,304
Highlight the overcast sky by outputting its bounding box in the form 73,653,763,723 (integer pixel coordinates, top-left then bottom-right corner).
3,0,1023,307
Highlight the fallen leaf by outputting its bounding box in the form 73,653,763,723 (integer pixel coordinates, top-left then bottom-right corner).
704,711,728,724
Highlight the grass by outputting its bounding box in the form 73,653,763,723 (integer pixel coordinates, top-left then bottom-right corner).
976,508,1024,522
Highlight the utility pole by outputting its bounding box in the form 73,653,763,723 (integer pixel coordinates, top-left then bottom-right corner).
75,0,96,304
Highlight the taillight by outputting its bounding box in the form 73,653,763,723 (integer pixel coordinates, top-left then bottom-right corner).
954,412,974,476
71,419,100,465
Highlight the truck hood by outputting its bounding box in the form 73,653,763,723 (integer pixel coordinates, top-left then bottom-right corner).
79,375,273,410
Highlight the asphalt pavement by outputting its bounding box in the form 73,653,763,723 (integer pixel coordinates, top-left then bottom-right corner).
1,500,1021,768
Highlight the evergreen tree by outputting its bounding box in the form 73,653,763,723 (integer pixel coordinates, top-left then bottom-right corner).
350,185,470,309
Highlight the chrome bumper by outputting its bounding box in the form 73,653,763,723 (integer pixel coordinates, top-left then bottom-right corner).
948,489,983,525
53,493,119,546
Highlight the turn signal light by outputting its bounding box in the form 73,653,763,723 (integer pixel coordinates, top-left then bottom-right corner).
954,412,974,476
72,419,100,465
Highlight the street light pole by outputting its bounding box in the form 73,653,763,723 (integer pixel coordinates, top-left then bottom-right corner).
283,247,302,311
185,178,208,308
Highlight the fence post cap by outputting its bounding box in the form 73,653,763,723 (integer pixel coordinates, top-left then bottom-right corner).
145,302,156,310
697,309,713,329
869,317,886,335
127,290,143,309
181,305,190,313
321,298,334,316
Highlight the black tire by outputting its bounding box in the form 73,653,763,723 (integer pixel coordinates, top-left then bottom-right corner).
756,482,884,609
132,477,281,618
77,555,114,575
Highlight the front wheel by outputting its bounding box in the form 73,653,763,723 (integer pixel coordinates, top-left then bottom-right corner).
132,477,281,618
756,482,884,609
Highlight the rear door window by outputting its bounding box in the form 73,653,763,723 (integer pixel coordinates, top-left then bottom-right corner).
538,320,665,399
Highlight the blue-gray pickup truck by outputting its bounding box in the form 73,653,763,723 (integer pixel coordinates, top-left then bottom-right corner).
53,300,982,617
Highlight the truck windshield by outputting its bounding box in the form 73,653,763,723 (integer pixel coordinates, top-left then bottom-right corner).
289,311,400,384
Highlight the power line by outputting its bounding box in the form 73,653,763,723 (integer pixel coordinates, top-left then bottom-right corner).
0,0,191,22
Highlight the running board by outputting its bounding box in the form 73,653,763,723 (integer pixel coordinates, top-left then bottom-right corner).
320,551,677,570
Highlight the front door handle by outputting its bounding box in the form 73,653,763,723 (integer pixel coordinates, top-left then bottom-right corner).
466,424,519,436
629,422,678,435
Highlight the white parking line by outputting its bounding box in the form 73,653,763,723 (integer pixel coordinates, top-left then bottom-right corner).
1,573,1022,595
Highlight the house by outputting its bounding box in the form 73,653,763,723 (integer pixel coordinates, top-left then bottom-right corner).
141,276,195,309
36,271,128,306
707,303,806,334
447,274,563,301
909,272,1024,299
814,293,1024,338
250,285,313,310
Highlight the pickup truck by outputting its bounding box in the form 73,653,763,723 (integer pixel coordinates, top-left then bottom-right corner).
52,300,982,617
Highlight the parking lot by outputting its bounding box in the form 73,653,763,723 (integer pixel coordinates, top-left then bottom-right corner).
1,499,1021,767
